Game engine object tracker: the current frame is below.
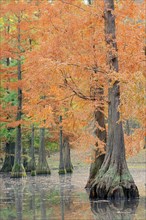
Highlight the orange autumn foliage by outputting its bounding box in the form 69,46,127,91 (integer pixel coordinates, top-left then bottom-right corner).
1,0,145,156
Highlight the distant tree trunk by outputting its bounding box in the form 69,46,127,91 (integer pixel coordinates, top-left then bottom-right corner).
63,136,73,173
1,142,15,172
11,16,26,177
59,116,65,174
27,125,36,175
36,127,51,175
89,0,139,199
125,120,130,135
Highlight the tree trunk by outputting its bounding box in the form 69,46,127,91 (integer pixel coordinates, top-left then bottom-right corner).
27,125,36,175
63,136,73,173
86,103,106,188
36,127,51,175
11,16,26,177
89,0,139,200
1,142,15,172
86,78,107,187
85,0,107,186
125,120,130,135
59,116,65,174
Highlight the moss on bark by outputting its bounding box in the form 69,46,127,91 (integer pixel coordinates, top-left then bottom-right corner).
1,142,15,172
89,164,139,200
36,162,51,175
86,154,105,189
31,170,36,176
11,163,26,178
58,169,66,175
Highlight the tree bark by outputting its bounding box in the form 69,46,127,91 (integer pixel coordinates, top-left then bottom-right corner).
36,127,51,175
86,102,106,188
63,136,73,173
11,16,26,177
59,116,65,174
27,125,36,175
89,0,139,200
1,142,15,172
86,81,106,187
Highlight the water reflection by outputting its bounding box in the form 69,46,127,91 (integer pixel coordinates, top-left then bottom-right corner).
91,199,139,220
0,173,145,220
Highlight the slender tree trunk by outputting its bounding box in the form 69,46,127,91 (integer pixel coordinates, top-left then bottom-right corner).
59,116,65,174
27,125,36,175
36,127,51,175
63,136,73,173
86,87,106,188
11,16,26,177
125,120,130,135
89,0,139,199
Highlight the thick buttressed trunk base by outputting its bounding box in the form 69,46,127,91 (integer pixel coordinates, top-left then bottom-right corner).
85,154,105,189
64,136,73,173
89,162,139,200
36,128,51,175
11,163,26,178
26,158,36,173
1,142,15,172
58,169,66,175
36,162,51,175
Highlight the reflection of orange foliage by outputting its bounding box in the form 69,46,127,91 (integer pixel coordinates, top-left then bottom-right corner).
125,129,145,158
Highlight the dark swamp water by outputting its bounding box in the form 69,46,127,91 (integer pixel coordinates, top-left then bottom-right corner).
0,166,145,220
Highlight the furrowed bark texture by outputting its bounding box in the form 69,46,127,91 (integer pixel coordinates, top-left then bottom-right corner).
59,116,65,174
86,71,107,187
1,142,15,172
11,17,26,177
89,0,139,199
36,128,51,175
86,92,106,188
27,125,36,173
